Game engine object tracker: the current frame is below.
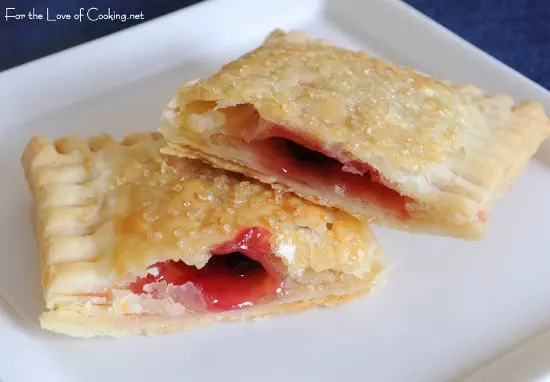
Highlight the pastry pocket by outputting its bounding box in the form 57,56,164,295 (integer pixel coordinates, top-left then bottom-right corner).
161,29,550,240
22,132,383,337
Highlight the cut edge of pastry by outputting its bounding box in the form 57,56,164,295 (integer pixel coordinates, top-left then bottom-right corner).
159,29,550,240
40,284,373,338
161,142,484,239
21,131,385,337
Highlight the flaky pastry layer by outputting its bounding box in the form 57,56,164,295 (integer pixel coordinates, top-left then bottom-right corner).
21,132,383,337
160,29,550,240
41,287,369,338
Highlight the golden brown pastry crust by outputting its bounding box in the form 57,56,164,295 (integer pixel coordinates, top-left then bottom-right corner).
160,29,550,240
22,132,383,337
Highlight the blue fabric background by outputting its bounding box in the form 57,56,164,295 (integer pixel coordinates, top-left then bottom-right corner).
1,0,549,89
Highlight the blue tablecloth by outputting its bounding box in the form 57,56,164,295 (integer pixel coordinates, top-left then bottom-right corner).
1,0,549,89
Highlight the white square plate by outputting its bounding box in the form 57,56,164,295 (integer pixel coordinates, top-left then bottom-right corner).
1,1,550,381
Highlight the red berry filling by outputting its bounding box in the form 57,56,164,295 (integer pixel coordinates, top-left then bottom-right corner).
129,227,284,312
253,125,410,220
